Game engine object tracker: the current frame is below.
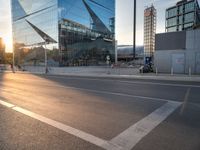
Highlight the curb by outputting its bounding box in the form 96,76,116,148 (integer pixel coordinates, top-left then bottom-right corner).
1,71,200,82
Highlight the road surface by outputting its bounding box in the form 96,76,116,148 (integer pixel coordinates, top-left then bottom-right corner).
0,73,199,150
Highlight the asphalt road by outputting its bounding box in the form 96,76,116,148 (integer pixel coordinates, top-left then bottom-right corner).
0,73,199,150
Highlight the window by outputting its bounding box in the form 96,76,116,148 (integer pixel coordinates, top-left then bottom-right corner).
184,12,194,23
184,22,193,29
179,15,183,24
179,5,183,14
167,17,177,27
185,2,194,13
179,25,183,31
167,8,177,18
167,26,177,32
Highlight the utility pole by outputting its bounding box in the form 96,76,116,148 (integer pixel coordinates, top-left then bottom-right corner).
133,0,136,60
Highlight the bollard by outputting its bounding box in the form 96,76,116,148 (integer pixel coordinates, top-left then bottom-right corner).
156,67,158,75
189,67,191,76
171,67,173,75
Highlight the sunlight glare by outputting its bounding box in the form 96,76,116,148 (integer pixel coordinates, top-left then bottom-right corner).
3,36,13,52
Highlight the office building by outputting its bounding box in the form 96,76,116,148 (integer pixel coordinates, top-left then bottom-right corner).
0,38,5,63
11,0,115,66
144,5,156,58
166,0,200,32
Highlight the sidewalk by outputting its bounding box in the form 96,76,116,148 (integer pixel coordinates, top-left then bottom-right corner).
4,71,200,82
9,66,200,82
48,72,200,82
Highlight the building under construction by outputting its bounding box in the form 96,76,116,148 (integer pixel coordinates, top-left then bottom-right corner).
144,5,156,59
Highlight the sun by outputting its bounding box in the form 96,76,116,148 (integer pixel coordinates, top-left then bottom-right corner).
3,36,13,52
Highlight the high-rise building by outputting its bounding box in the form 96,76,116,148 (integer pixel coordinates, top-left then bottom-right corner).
166,0,200,32
144,5,156,58
11,0,115,66
0,38,5,63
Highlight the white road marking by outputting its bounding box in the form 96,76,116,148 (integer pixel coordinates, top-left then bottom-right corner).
0,100,122,150
0,100,15,108
0,75,192,104
58,85,177,103
0,82,178,103
180,87,191,114
48,75,200,88
0,99,181,150
12,107,120,149
109,101,182,150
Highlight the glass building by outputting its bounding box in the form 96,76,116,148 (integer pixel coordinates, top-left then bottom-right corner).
144,5,156,57
166,0,200,32
11,0,115,67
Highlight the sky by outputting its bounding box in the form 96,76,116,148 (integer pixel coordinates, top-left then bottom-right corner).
0,0,12,52
0,0,199,52
116,0,182,46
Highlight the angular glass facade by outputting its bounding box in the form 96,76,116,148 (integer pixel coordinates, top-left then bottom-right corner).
11,0,115,66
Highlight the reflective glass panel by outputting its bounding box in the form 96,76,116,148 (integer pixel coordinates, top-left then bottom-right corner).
11,0,59,66
58,0,115,66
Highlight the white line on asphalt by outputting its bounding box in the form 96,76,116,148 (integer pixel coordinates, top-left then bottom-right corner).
48,75,200,88
0,80,179,104
109,101,182,150
180,87,191,114
0,100,122,150
0,83,176,104
58,84,177,103
0,99,182,150
0,100,15,108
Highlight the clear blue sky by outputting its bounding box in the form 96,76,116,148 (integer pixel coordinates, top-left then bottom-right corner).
0,0,199,51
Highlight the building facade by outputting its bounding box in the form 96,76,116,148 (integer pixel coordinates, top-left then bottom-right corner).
166,0,200,32
0,38,5,63
143,5,156,58
11,0,115,66
154,29,200,74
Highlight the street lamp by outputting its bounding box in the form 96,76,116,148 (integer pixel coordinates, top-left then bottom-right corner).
133,0,136,60
12,36,16,73
44,37,50,74
12,44,15,73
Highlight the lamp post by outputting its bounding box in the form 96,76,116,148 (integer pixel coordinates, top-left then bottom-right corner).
44,37,49,74
12,37,15,73
12,46,15,73
133,0,136,60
